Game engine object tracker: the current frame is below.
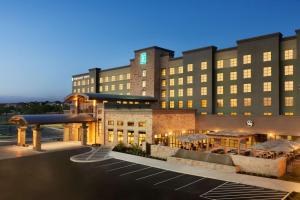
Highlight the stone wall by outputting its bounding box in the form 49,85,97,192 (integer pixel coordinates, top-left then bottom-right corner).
231,155,287,177
150,145,179,159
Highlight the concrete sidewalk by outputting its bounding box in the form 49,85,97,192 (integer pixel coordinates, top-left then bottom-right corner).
0,141,82,160
109,151,300,193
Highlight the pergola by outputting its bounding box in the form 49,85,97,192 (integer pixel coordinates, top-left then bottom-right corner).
9,114,95,151
207,131,257,154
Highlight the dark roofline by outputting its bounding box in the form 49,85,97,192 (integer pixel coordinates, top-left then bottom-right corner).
72,72,89,77
170,56,183,61
216,46,237,53
295,29,300,33
100,65,130,72
237,32,282,44
282,35,297,41
182,46,217,54
134,46,174,54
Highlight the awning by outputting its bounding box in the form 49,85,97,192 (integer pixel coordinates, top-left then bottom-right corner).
207,131,256,138
9,114,95,126
252,139,300,153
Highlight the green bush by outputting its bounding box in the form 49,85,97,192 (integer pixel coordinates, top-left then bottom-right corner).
112,142,128,152
113,143,147,157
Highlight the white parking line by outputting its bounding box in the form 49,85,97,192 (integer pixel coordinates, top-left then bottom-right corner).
153,174,184,186
107,163,137,172
199,182,228,197
136,170,166,180
174,177,205,191
120,167,151,176
94,160,125,168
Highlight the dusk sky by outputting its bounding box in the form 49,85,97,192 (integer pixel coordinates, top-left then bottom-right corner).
0,0,300,102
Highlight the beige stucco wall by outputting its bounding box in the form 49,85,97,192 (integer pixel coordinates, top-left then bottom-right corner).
150,145,179,159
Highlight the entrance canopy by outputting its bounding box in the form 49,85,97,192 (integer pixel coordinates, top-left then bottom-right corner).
9,114,95,126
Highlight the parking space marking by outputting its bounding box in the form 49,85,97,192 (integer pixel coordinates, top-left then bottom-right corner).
107,163,137,172
200,182,228,197
174,177,205,191
136,170,166,180
120,166,152,176
94,160,126,168
153,174,185,186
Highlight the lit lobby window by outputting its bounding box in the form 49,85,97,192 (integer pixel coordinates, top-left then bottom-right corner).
111,76,116,81
230,58,237,67
243,69,251,79
169,67,175,75
161,69,166,76
263,82,272,92
244,112,251,116
285,97,294,106
244,98,252,107
230,72,237,80
284,65,293,75
230,99,237,107
264,112,272,116
187,100,193,108
201,61,207,70
117,130,124,143
161,90,166,98
243,83,251,93
187,64,193,72
187,76,193,84
263,51,272,62
142,70,147,77
178,100,184,108
243,54,251,64
161,79,166,87
178,77,184,85
126,73,131,80
217,73,223,82
108,129,114,143
169,90,175,97
178,66,184,74
111,85,115,91
178,89,184,97
264,97,272,107
142,80,146,88
217,86,224,95
263,67,272,77
217,99,224,107
230,85,237,94
169,101,175,108
201,87,207,96
161,101,166,109
201,100,207,108
284,49,294,60
187,88,193,96
201,74,207,83
284,81,294,91
126,83,131,89
217,60,224,69
285,112,294,116
127,131,134,144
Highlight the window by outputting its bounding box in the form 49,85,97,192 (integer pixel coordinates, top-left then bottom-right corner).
161,101,166,109
230,72,237,80
161,90,166,98
231,112,237,116
126,83,131,89
100,77,103,83
244,98,252,107
108,129,114,143
104,85,108,91
200,87,207,96
119,84,123,90
284,65,293,75
119,74,124,81
263,82,272,92
263,51,272,62
201,74,207,83
142,70,147,77
178,66,184,74
201,100,207,108
243,54,251,64
138,121,146,127
117,130,124,143
140,52,147,64
264,97,272,107
230,99,237,107
178,100,183,108
178,77,183,85
127,131,134,145
217,73,223,81
230,58,237,67
284,49,294,60
111,76,116,81
108,120,114,125
105,76,109,82
244,112,251,116
187,88,193,96
201,62,207,70
161,79,166,87
187,76,193,84
243,69,251,79
90,78,94,84
111,85,115,91
284,81,294,91
99,86,103,92
230,85,237,94
264,112,272,116
178,89,184,97
81,88,85,93
285,112,294,116
138,132,146,146
161,69,166,76
285,97,294,107
217,99,223,107
169,67,175,75
126,73,131,80
187,64,193,72
169,101,175,108
243,83,251,93
217,86,224,95
142,80,146,87
90,86,94,92
169,90,175,97
217,60,224,69
169,78,175,86
263,67,272,77
127,121,134,126
187,100,193,108
142,91,146,96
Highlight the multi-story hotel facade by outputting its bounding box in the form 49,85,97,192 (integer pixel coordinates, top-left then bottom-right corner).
68,29,300,147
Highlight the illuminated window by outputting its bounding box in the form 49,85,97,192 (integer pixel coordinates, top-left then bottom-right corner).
161,90,166,98
217,112,223,116
243,69,251,79
285,97,294,106
100,77,103,83
142,70,147,77
284,65,293,75
285,112,294,116
201,62,207,70
161,79,166,87
105,76,109,82
217,60,224,69
142,91,146,96
108,120,114,125
244,112,251,116
230,85,237,94
169,67,175,75
73,81,77,86
161,101,166,109
169,101,175,108
73,89,76,93
187,64,193,72
230,72,237,80
243,54,251,64
117,130,124,143
231,112,237,116
187,88,193,96
263,51,272,62
264,112,272,116
217,73,223,81
99,86,103,92
104,85,108,91
126,73,131,80
263,67,272,77
264,97,272,107
230,99,237,107
127,131,134,145
178,100,183,108
178,77,184,85
284,81,294,91
161,69,166,76
217,86,224,95
178,66,184,74
119,74,124,81
142,80,146,87
169,90,175,97
140,52,147,64
244,98,252,107
90,86,94,93
201,112,207,115
201,100,207,108
201,74,207,83
263,82,272,92
284,49,294,60
111,76,116,81
138,132,146,146
119,84,123,90
187,100,193,108
243,83,251,93
178,89,184,97
217,99,224,107
90,78,94,84
187,76,193,84
230,58,237,67
111,85,115,91
81,80,85,86
108,129,114,143
126,83,131,89
169,78,175,86
82,88,85,93
201,87,207,96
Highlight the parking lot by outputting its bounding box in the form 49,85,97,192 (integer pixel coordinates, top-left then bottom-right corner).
87,158,288,200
